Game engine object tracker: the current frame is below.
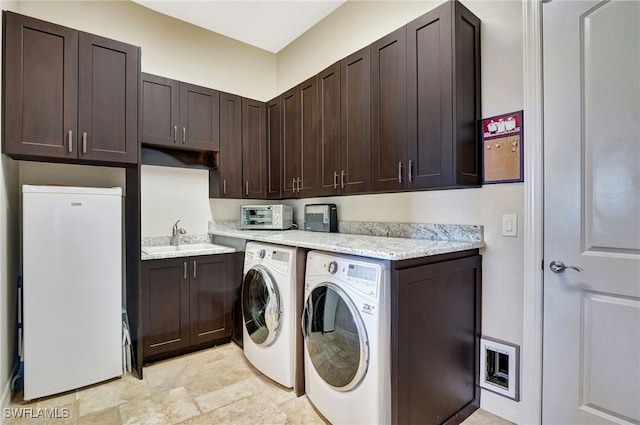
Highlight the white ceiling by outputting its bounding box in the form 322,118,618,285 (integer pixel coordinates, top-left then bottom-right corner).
131,0,347,53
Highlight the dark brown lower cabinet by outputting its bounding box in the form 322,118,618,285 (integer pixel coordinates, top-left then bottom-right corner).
391,252,482,425
142,254,234,360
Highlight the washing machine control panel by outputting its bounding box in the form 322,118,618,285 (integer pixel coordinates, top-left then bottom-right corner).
245,245,293,275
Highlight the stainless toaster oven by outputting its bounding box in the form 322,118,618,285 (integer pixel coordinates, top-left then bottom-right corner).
240,205,293,230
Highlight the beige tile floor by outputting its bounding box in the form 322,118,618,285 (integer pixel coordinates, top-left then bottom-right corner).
6,343,512,425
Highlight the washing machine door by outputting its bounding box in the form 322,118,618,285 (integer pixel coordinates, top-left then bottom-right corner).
243,266,281,346
303,282,369,392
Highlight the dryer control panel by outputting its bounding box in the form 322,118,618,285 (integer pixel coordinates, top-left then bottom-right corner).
321,259,380,299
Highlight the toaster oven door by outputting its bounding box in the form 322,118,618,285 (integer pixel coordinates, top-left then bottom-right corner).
242,208,274,227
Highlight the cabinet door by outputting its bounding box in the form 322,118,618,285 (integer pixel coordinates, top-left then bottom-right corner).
3,12,78,160
189,255,233,345
298,76,319,197
452,2,481,186
340,46,371,194
219,92,243,198
242,98,267,199
281,88,299,198
180,82,220,151
142,258,190,357
78,32,138,164
141,73,180,148
392,255,481,424
266,97,282,199
371,27,407,192
317,62,341,196
407,5,454,188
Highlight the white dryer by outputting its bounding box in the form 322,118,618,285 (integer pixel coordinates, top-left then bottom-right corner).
303,250,391,425
242,242,298,388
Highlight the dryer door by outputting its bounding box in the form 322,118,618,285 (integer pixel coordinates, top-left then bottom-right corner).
243,266,282,346
303,282,369,391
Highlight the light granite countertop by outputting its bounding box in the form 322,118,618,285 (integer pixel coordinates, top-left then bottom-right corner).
209,221,484,261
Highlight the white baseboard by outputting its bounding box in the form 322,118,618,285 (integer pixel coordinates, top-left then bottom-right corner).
480,388,522,424
0,363,18,425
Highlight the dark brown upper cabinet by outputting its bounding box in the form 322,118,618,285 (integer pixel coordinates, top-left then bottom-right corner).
281,76,320,199
407,1,481,188
297,75,319,197
371,27,407,192
3,12,139,165
281,88,299,198
341,46,371,194
218,92,243,198
313,55,372,198
242,98,267,199
211,95,267,200
316,62,342,196
266,97,283,199
141,73,219,152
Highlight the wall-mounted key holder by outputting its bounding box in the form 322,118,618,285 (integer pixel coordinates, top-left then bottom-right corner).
482,110,524,184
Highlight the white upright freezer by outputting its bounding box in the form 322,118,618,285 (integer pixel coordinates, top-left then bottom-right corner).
22,185,123,400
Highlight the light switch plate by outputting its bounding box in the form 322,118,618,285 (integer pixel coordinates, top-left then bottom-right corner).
502,214,517,237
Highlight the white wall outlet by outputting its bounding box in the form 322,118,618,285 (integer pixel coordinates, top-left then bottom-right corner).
502,214,517,237
479,337,520,401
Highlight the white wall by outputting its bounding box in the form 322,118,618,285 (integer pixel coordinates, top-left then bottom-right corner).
277,0,439,92
141,166,211,237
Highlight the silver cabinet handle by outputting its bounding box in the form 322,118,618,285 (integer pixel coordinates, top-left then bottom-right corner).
292,177,297,194
173,125,178,143
223,179,227,195
398,162,403,183
183,261,187,280
68,130,73,153
341,170,346,189
245,181,249,197
549,260,584,273
193,260,197,278
333,171,338,189
408,159,413,183
182,127,186,144
82,132,87,154
297,178,302,193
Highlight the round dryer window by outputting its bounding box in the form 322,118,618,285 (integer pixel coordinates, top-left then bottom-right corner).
243,267,282,346
303,283,369,391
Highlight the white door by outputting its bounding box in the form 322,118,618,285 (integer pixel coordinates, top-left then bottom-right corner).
542,1,640,424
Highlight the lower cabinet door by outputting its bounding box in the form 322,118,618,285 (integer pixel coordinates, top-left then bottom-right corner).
142,257,190,357
392,255,482,425
188,254,233,345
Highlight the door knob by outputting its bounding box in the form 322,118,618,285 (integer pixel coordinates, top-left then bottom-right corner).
549,260,584,273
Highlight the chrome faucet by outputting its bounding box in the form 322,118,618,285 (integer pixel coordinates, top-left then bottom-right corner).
170,220,187,246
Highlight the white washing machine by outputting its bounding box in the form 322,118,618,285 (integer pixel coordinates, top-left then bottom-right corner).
303,250,391,425
242,241,298,388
